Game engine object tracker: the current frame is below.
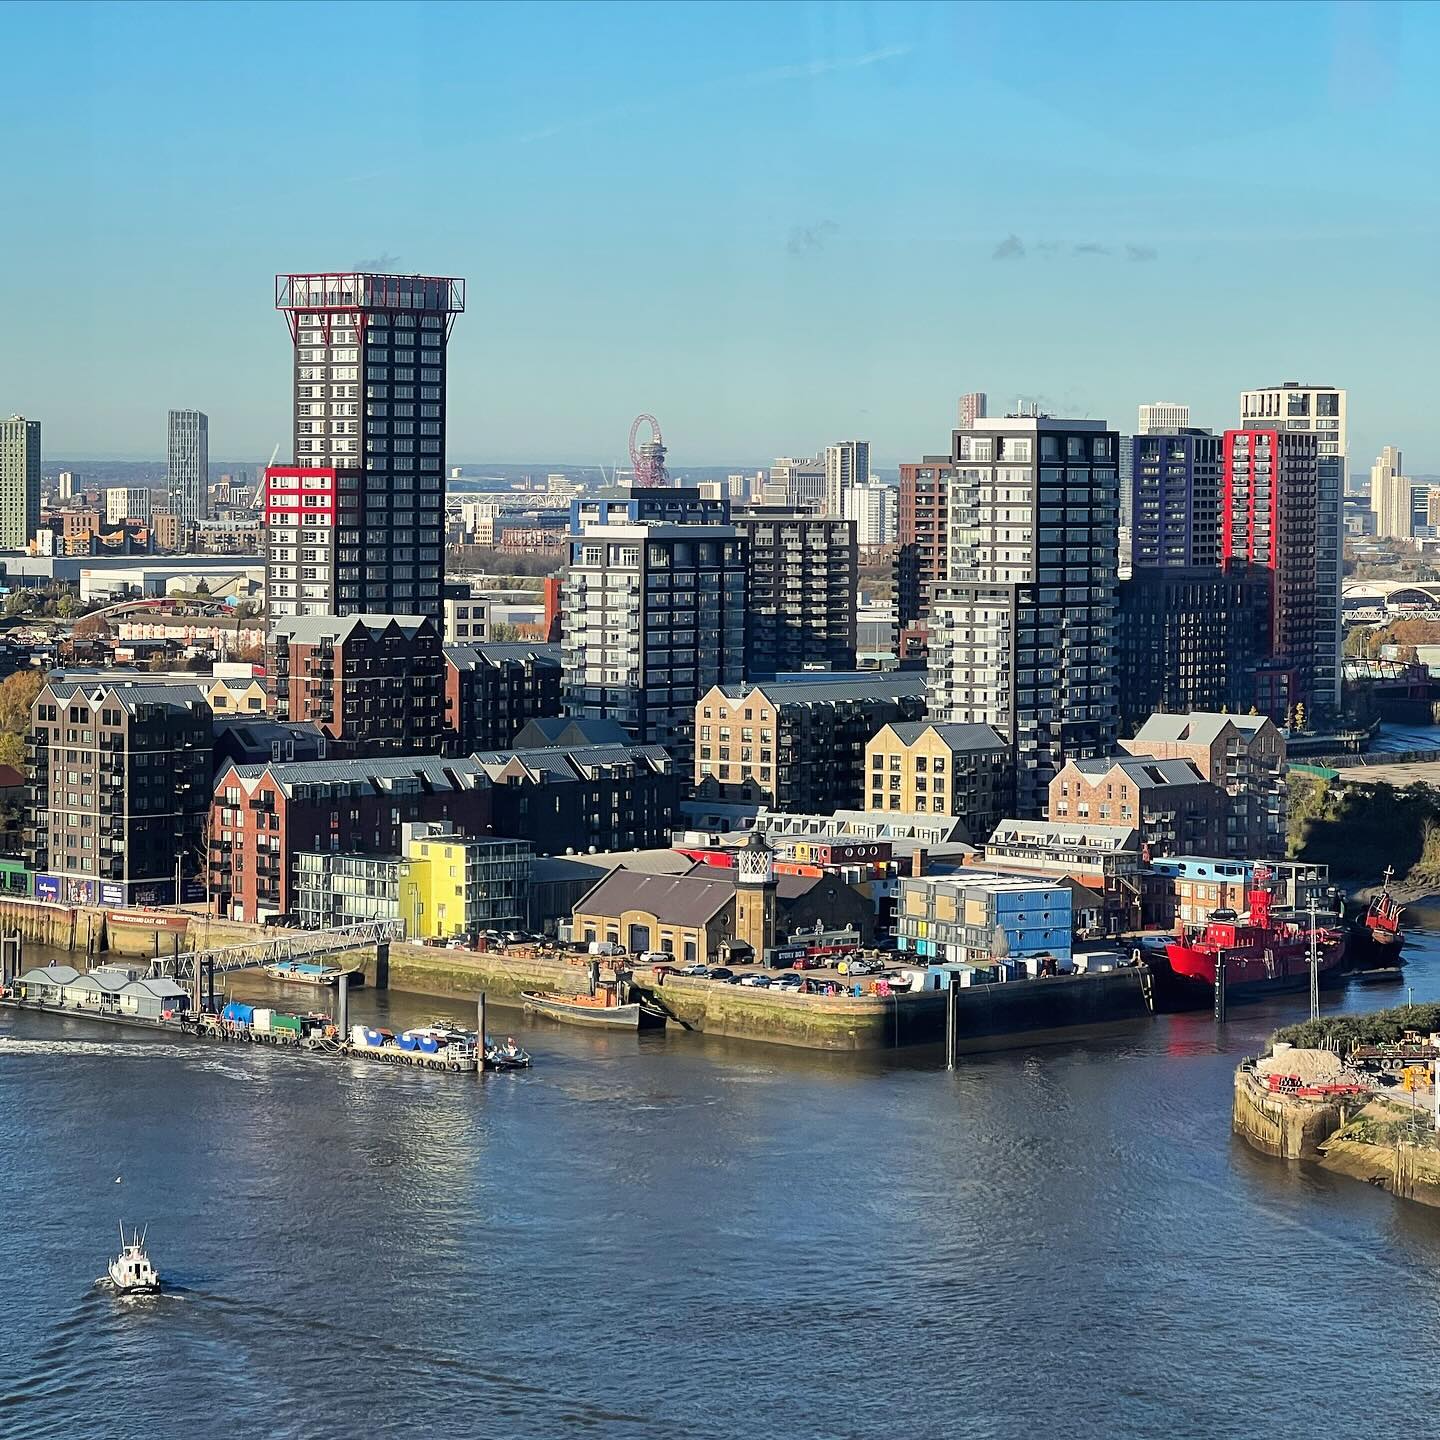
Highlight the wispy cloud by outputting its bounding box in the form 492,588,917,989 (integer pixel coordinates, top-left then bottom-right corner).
993,235,1160,263
739,44,914,87
787,220,839,258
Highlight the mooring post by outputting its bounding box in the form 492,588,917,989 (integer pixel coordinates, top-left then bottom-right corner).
336,972,350,1036
946,974,958,1071
477,991,487,1046
192,952,202,1013
1213,953,1227,1024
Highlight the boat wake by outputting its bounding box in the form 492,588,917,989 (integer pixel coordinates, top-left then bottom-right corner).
0,1036,197,1060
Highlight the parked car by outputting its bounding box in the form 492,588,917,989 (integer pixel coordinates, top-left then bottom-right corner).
739,973,772,988
502,931,528,945
637,950,673,966
791,954,819,970
676,963,708,977
707,967,734,982
588,940,627,957
839,957,881,976
773,973,804,991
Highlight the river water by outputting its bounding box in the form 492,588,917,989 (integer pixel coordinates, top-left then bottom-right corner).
5,939,1440,1439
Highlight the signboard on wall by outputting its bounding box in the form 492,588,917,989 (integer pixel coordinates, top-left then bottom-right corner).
34,874,60,903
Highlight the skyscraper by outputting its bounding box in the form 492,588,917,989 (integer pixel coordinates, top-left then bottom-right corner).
1126,430,1223,569
897,456,952,640
927,417,1119,818
959,392,987,429
268,272,465,623
1137,401,1190,435
1239,383,1345,712
1370,446,1411,540
57,470,74,502
824,440,870,517
1222,427,1319,715
0,415,41,551
167,409,209,528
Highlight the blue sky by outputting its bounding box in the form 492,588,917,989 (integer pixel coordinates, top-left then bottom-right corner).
3,0,1437,471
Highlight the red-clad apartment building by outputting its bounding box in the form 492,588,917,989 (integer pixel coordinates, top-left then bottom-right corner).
1221,428,1318,715
897,456,952,659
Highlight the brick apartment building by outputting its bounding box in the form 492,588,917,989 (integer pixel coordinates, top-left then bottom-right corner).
444,641,563,753
209,755,493,921
1048,755,1227,859
270,613,446,757
210,742,679,921
863,721,1011,842
27,679,213,905
1120,711,1286,859
693,673,927,814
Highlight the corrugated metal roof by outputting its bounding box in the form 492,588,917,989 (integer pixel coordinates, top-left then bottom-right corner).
713,672,927,706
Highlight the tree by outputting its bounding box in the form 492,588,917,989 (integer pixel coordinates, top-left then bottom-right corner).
0,668,43,774
2,591,30,618
55,592,81,619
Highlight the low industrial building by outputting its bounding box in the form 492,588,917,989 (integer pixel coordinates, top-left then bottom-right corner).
1147,856,1334,929
979,819,1145,933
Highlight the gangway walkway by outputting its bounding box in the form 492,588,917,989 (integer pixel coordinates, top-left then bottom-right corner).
156,920,404,1008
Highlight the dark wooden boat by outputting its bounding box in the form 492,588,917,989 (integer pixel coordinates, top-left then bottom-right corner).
522,990,642,1029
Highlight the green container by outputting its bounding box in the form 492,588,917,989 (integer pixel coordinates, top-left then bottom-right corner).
271,1013,303,1035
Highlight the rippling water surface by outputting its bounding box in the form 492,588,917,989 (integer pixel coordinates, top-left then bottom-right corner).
5,938,1440,1439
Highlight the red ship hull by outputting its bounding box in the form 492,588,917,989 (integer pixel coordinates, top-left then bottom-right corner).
1164,929,1347,1001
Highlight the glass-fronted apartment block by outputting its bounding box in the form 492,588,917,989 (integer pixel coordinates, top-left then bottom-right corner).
166,409,209,527
292,852,404,930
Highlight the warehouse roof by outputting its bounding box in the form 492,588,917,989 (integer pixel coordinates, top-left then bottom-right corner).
573,867,736,927
511,716,630,747
710,672,927,706
444,642,561,672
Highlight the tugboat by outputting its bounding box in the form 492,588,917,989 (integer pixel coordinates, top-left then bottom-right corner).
1159,865,1347,1007
108,1224,160,1295
1352,866,1407,969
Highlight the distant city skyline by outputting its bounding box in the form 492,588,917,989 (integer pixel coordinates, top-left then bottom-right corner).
3,1,1437,470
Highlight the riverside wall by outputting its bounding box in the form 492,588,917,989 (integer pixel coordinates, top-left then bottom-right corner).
1,896,1152,1054
1232,1064,1350,1160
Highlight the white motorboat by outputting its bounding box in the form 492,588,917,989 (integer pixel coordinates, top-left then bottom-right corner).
108,1224,160,1295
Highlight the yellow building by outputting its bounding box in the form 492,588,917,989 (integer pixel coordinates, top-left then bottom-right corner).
864,722,1009,840
206,676,268,715
398,825,532,940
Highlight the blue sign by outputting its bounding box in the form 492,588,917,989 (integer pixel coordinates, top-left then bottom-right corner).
99,883,125,907
34,874,59,903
